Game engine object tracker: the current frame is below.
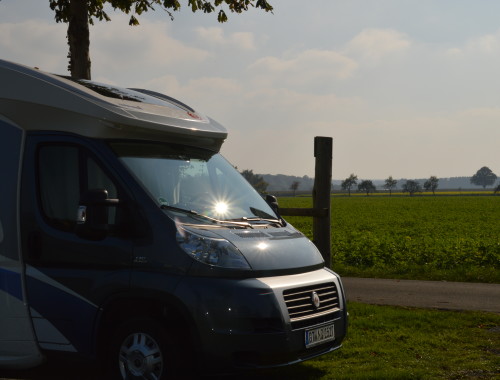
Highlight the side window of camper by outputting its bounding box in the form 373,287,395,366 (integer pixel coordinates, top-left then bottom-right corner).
38,145,118,232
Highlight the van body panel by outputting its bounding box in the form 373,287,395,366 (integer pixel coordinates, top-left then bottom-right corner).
0,117,23,262
0,264,44,368
174,268,346,369
0,117,43,368
19,133,135,356
25,265,98,353
0,59,227,151
208,227,324,271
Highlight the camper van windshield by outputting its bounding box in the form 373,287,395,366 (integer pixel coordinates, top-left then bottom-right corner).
110,142,279,225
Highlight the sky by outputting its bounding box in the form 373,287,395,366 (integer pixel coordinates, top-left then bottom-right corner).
1,0,499,180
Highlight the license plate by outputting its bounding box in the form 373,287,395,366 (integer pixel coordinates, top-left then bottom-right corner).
305,324,335,348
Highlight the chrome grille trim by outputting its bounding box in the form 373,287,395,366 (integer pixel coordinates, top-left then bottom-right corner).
283,282,340,329
290,308,338,322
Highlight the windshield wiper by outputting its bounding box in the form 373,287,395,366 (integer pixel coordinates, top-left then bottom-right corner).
160,205,253,229
227,217,284,227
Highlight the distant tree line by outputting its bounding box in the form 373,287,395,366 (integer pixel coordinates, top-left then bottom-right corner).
240,166,499,195
240,169,269,194
339,166,498,196
262,174,314,192
240,170,314,194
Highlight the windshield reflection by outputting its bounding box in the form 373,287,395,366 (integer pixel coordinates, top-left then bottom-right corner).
110,141,279,225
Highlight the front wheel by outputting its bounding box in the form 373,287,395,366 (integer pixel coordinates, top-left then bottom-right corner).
111,318,177,380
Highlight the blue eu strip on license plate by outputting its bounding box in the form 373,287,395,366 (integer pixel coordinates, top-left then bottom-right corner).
305,324,335,348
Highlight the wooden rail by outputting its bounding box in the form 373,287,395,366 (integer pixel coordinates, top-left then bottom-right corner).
280,207,328,217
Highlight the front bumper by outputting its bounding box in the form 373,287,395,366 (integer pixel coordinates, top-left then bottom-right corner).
175,268,348,370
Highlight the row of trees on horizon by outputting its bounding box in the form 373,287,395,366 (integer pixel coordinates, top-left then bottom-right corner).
341,166,499,196
241,166,500,196
342,175,439,196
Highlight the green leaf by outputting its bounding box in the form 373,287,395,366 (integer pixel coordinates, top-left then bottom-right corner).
128,14,139,25
217,9,228,22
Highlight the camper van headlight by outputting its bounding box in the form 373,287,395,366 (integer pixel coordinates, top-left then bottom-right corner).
176,226,251,269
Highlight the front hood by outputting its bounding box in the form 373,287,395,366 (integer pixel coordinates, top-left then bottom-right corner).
210,226,325,271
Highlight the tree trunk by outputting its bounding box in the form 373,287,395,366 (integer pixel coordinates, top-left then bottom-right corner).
67,0,91,79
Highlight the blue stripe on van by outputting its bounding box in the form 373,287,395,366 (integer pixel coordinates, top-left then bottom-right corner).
26,275,98,354
0,267,23,300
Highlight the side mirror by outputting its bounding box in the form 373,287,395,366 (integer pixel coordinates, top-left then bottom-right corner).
76,189,119,240
265,194,286,226
265,194,279,213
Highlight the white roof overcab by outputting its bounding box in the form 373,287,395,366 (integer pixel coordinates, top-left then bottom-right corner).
0,59,227,151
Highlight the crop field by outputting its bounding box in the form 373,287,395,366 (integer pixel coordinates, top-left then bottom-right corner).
278,196,500,283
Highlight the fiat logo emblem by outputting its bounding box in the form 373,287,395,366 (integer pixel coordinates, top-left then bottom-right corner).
311,291,321,308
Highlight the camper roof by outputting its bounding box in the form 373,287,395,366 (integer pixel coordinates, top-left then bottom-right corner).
0,59,227,151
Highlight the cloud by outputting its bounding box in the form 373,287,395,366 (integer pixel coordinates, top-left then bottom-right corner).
89,14,210,83
0,20,67,72
0,14,210,83
447,29,500,57
345,28,411,63
473,35,499,53
145,76,244,118
249,49,358,91
195,27,257,50
464,32,500,55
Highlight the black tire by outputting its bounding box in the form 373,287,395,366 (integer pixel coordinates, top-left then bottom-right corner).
109,318,181,380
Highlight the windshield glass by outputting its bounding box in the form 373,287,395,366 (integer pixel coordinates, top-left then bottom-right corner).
110,141,278,224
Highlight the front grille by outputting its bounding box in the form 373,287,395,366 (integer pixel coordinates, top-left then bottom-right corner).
283,282,340,330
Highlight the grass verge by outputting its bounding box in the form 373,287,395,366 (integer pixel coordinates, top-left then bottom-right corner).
0,306,497,380
235,302,500,380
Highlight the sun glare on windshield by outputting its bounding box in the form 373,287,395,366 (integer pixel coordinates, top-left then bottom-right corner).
214,201,229,215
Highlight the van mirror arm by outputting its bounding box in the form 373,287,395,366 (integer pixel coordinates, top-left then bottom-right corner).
265,194,279,211
265,194,286,226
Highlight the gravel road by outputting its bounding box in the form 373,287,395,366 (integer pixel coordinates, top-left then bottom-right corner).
342,277,500,313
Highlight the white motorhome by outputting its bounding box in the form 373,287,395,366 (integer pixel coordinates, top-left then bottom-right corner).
0,59,347,379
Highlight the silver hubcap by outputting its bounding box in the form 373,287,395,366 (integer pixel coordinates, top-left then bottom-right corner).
119,332,163,379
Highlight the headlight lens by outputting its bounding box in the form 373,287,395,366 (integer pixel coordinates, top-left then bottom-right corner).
176,226,251,269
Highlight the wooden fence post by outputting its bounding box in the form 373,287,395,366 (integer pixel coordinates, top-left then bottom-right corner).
313,136,332,267
278,136,332,267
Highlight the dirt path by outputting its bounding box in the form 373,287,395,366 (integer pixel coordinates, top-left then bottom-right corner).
342,277,500,313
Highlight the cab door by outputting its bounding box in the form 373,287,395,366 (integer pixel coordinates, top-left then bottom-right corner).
20,134,135,355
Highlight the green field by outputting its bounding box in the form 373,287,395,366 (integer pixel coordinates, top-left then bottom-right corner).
278,196,500,283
